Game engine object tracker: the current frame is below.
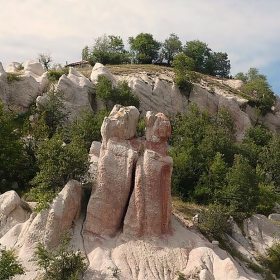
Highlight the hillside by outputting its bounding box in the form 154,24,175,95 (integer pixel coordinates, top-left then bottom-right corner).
1,61,280,279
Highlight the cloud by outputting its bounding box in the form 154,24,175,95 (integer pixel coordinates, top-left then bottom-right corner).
1,0,280,93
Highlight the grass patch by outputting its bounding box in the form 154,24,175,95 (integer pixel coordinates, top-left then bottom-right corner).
7,73,22,83
172,197,204,220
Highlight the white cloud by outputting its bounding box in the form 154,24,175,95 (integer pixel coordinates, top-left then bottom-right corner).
1,0,280,93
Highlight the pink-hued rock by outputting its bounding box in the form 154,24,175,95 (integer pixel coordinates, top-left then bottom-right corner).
123,112,173,237
83,105,141,237
84,106,173,239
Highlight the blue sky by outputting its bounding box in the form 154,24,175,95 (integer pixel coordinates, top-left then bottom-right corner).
1,0,280,95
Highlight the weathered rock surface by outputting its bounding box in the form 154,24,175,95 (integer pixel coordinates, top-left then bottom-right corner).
5,62,22,73
0,180,84,280
123,112,173,237
24,60,45,76
243,214,280,256
84,105,141,237
0,60,47,112
55,67,94,119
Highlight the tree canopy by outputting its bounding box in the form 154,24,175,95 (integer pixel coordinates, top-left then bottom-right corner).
128,33,161,64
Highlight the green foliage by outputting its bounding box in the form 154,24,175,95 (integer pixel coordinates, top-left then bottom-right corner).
47,69,68,81
65,109,108,150
35,237,86,280
6,73,22,83
30,133,88,210
235,68,276,116
95,75,114,110
0,102,35,189
113,81,140,108
37,87,69,136
128,33,161,64
259,133,280,191
172,53,195,94
161,33,182,65
266,241,280,278
169,105,236,200
183,40,230,77
85,34,130,65
183,40,211,73
197,203,233,238
0,247,24,280
224,154,259,213
95,75,140,110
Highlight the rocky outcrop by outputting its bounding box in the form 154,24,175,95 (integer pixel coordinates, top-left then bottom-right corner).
84,106,173,239
123,111,173,237
0,180,84,279
84,105,141,237
0,60,47,112
54,67,94,119
5,62,22,73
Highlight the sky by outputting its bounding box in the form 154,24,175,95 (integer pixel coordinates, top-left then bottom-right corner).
1,0,280,95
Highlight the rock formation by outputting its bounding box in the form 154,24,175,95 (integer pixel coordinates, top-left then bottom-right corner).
84,105,173,239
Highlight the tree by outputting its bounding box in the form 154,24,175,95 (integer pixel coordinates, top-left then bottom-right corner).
205,52,231,78
235,68,276,116
37,87,69,137
81,45,90,61
224,154,259,213
65,109,108,150
38,53,52,70
0,247,24,280
128,33,161,64
0,102,35,190
86,34,129,65
95,75,114,110
259,133,280,191
183,40,211,73
161,33,182,65
30,133,89,210
113,81,140,108
35,237,86,280
95,75,140,110
172,53,195,94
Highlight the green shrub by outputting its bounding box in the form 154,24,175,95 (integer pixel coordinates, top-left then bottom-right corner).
7,73,22,83
0,247,24,280
35,236,86,280
47,69,68,81
196,203,232,238
265,241,280,278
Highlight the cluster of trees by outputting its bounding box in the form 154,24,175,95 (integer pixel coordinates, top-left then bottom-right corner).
82,33,231,78
0,73,141,210
235,68,276,116
169,104,279,217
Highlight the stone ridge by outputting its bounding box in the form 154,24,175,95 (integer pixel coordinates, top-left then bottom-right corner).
83,105,173,239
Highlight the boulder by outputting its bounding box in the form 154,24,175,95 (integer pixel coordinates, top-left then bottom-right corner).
6,62,21,73
24,60,44,76
84,105,141,237
243,214,280,255
268,213,280,222
0,191,31,238
43,180,82,247
56,67,94,120
90,62,117,86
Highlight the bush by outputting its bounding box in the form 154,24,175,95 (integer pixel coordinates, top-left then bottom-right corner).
7,73,22,83
266,241,280,278
35,237,86,280
196,203,232,238
0,247,24,280
47,69,68,81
